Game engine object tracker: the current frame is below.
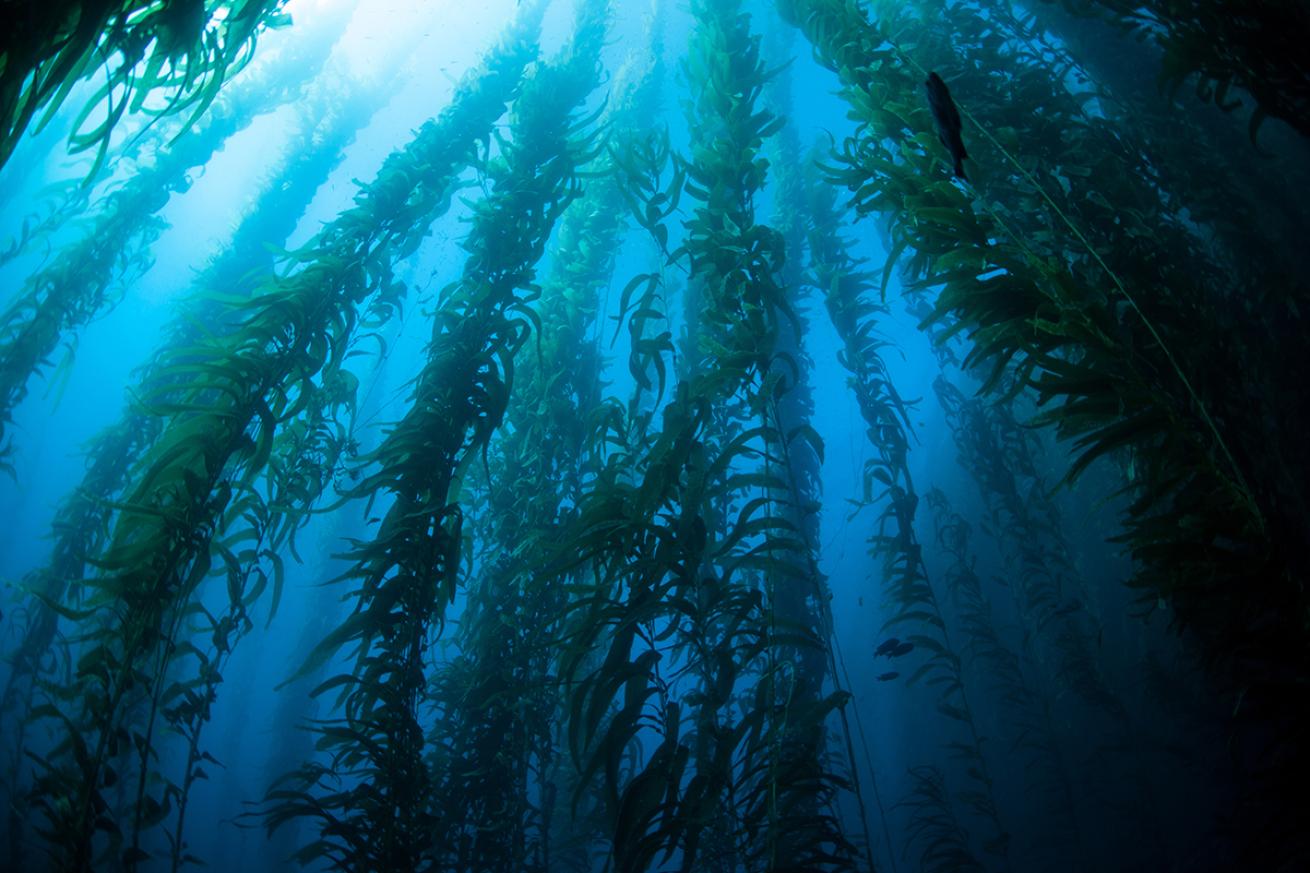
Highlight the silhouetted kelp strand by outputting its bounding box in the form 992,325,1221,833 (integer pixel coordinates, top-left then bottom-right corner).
898,766,988,873
0,0,291,178
927,373,1180,867
763,58,893,869
25,16,545,872
0,15,347,465
798,154,1011,872
421,42,665,873
923,486,1090,871
757,47,877,872
931,376,1115,713
663,2,796,866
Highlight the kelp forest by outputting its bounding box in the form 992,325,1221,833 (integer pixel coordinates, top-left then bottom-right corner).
1,0,1308,870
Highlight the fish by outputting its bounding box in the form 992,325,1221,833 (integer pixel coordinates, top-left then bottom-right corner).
875,638,916,659
925,72,968,181
877,671,900,682
874,638,902,657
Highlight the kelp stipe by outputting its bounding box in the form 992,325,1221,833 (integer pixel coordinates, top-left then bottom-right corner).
923,486,1087,871
546,1,861,868
800,151,1010,872
425,21,669,870
927,369,1182,866
764,51,886,873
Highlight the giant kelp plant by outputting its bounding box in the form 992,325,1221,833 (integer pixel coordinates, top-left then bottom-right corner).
1,0,1308,871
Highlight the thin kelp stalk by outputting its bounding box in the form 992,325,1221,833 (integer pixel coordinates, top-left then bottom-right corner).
25,10,543,868
761,41,875,872
0,6,352,464
159,357,366,871
800,158,1009,871
160,347,369,870
261,4,605,868
0,0,293,176
779,0,1310,864
550,139,689,873
926,372,1173,866
923,486,1088,871
898,766,985,873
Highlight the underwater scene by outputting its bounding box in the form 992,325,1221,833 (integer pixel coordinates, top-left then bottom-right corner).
2,0,1309,870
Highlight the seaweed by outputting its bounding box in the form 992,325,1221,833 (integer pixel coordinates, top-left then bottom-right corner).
2,1,1306,869
781,0,1310,863
260,3,605,867
0,0,293,178
0,12,348,465
19,9,543,868
924,486,1086,870
422,28,663,871
1039,0,1310,144
799,149,1009,871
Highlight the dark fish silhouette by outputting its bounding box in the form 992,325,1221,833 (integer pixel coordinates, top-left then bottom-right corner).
875,638,902,657
876,638,916,659
877,671,900,682
925,72,968,180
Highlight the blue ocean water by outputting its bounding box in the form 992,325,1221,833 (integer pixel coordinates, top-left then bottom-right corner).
2,0,1308,871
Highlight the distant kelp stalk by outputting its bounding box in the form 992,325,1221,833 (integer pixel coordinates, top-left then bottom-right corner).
419,28,667,872
549,0,860,868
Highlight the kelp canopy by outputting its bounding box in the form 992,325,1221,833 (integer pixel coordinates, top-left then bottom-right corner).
0,0,1308,871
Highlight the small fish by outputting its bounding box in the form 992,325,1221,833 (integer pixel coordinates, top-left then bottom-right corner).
890,641,915,658
874,638,902,658
925,72,968,181
877,671,900,682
